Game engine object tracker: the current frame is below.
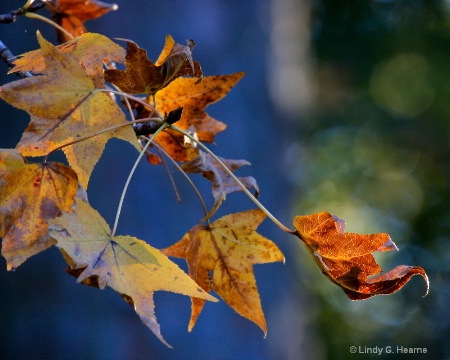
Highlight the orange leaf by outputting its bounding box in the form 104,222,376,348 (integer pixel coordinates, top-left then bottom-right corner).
48,200,216,347
0,32,138,188
47,0,118,42
104,35,202,95
149,73,244,162
293,212,429,300
162,209,284,334
0,149,78,270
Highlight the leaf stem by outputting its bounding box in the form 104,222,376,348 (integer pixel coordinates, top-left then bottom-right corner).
99,89,162,118
43,117,163,163
145,140,211,225
25,12,74,40
170,125,296,234
111,122,170,237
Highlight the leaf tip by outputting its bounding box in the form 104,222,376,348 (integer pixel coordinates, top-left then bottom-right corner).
377,236,399,252
420,268,430,297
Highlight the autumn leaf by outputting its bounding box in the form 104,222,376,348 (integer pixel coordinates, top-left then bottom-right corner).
0,32,138,188
161,209,284,333
8,33,125,89
144,73,244,162
48,200,217,347
0,149,78,270
158,37,203,85
104,35,202,95
294,212,429,300
181,149,259,220
47,0,118,42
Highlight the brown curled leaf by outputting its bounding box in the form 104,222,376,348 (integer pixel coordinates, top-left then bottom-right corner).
293,212,429,300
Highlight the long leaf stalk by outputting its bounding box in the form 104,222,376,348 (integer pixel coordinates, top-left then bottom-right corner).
111,122,170,237
43,116,163,163
170,125,296,234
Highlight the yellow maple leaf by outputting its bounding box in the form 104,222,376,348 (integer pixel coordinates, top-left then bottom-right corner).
48,200,217,347
0,32,138,188
9,33,126,89
162,209,284,334
0,149,78,270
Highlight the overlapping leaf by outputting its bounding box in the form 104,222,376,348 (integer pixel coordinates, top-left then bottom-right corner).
0,149,78,270
162,209,284,333
48,200,217,347
181,149,259,220
0,32,138,188
146,72,245,163
47,0,118,42
8,33,125,88
294,212,429,300
105,35,202,95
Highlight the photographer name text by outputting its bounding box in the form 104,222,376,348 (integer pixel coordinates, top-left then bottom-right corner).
349,345,427,355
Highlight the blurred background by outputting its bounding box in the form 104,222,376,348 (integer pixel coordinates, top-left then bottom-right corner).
0,0,448,359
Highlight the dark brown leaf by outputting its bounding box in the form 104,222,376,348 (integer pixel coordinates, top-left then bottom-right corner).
104,36,202,95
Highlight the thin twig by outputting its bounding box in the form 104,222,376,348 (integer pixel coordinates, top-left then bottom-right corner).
0,1,45,24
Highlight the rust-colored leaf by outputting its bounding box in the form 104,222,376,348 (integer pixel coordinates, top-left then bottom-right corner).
47,0,118,42
48,200,216,347
162,209,284,334
0,32,138,188
104,35,202,95
0,149,78,270
181,149,259,220
293,212,429,300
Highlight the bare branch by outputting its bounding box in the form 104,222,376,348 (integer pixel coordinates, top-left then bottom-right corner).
0,1,46,24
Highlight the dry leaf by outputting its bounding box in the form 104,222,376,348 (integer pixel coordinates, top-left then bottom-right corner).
0,149,78,270
294,212,429,300
146,73,244,162
47,0,118,42
48,200,217,347
162,209,284,333
9,33,125,89
0,32,138,188
181,149,259,220
104,35,202,95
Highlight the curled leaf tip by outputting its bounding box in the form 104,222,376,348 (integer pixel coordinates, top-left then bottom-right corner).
377,237,399,252
331,214,345,234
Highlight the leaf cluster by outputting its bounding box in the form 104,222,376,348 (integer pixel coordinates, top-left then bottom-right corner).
0,0,428,347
